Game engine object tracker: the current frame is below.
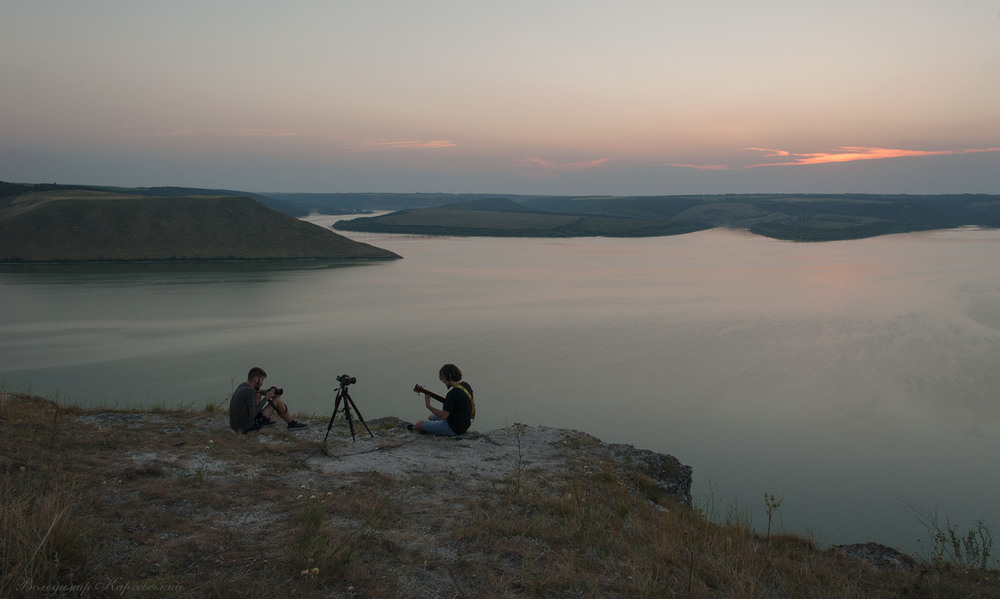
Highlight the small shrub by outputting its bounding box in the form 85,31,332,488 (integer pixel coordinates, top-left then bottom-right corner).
915,508,995,570
765,491,784,547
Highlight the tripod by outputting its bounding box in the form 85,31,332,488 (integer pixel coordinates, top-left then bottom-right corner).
324,379,373,443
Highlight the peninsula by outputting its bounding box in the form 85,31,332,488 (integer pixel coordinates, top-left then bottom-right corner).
0,185,399,263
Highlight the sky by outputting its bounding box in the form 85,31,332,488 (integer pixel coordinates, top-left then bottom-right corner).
2,0,999,196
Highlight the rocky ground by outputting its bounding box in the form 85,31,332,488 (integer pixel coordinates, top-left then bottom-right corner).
7,403,694,597
7,397,953,599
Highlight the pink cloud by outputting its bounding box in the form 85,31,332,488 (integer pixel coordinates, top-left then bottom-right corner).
670,146,1000,170
744,147,792,158
118,126,458,150
517,157,612,171
118,125,298,138
667,162,729,171
746,146,1000,167
355,139,458,150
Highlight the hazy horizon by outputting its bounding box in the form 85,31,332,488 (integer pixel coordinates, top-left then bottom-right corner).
2,1,999,197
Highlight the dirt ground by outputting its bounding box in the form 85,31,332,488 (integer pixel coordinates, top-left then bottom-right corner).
6,401,690,597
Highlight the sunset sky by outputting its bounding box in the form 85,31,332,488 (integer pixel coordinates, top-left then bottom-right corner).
2,1,999,195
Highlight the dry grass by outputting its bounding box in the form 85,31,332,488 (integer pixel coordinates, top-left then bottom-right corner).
2,391,998,598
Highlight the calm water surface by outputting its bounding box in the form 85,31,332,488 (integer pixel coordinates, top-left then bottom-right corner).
2,219,999,553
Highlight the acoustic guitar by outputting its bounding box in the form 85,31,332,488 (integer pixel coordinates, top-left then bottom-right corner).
414,383,475,419
413,384,445,401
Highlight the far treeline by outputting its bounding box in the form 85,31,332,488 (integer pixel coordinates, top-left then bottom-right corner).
326,193,1000,241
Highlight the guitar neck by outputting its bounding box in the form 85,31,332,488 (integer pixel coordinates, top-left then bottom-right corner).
413,384,446,402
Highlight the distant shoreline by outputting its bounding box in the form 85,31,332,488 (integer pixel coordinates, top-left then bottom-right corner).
328,193,1000,242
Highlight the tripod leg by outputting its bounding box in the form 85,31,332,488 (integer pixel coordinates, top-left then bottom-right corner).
324,389,344,444
343,395,357,442
344,391,360,441
345,393,374,439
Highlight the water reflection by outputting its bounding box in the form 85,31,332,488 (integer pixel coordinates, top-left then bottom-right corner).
0,258,383,282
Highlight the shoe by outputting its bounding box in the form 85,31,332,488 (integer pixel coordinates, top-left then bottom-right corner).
253,415,276,429
287,420,308,430
406,424,415,431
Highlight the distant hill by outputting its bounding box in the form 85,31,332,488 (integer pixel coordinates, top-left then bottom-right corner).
332,198,710,237
333,194,1000,241
262,192,556,215
91,185,310,217
0,187,399,262
1,182,307,217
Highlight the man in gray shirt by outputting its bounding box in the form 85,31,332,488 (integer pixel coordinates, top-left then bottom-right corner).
229,366,308,433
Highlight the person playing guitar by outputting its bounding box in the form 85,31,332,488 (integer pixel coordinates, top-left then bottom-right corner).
410,363,474,436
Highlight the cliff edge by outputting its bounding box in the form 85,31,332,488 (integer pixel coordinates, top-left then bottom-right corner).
8,395,979,599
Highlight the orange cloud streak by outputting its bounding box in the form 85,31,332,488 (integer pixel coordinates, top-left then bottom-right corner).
671,146,1000,170
746,146,1000,167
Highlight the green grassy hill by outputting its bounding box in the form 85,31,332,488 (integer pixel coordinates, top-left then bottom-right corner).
0,189,399,262
263,191,557,214
333,198,711,238
332,194,1000,241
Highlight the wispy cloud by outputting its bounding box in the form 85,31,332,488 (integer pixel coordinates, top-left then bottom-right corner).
118,125,298,138
667,162,730,171
746,146,1000,167
671,146,1000,170
517,157,612,171
354,139,458,151
119,127,459,151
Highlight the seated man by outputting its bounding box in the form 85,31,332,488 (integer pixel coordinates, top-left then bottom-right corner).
229,366,308,433
410,363,474,436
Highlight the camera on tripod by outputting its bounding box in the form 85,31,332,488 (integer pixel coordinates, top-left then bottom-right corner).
325,373,372,443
